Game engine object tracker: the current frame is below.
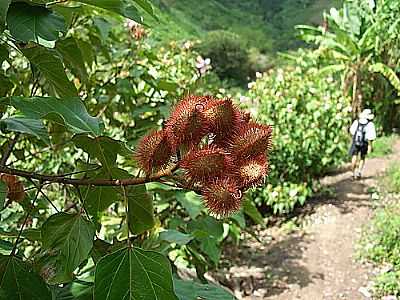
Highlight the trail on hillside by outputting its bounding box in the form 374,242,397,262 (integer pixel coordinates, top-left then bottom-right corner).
215,142,400,300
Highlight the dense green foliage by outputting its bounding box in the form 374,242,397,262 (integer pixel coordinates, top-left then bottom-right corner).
297,0,400,130
240,51,350,213
196,30,250,85
360,200,400,297
1,0,400,298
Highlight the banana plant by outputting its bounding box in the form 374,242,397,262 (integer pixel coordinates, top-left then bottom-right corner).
296,0,400,115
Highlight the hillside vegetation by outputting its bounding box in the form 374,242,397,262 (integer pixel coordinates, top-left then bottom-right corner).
151,0,340,52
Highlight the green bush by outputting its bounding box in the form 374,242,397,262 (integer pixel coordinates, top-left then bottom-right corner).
242,52,351,213
386,164,400,193
369,135,396,158
359,204,400,297
197,30,250,85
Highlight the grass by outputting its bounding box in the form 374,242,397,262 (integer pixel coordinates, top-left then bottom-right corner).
369,134,397,158
358,164,400,297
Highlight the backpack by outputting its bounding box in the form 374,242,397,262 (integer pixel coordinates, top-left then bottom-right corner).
354,121,368,147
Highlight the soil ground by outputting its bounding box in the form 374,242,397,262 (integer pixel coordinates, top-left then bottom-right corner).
216,141,400,300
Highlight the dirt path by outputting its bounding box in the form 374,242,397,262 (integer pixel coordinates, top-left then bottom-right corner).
217,142,400,300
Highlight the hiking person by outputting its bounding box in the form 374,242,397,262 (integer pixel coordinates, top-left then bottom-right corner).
349,109,376,179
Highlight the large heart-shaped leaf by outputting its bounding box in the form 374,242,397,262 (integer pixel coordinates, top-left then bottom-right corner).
174,279,236,300
81,167,131,216
242,198,264,225
56,37,88,83
75,0,142,23
8,96,102,136
0,0,11,33
175,191,204,219
22,46,77,97
94,247,178,300
0,116,50,144
39,213,95,284
7,2,65,45
126,184,155,235
0,255,52,300
159,230,193,246
72,135,132,169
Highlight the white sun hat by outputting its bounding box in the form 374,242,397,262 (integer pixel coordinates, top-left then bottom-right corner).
359,109,374,121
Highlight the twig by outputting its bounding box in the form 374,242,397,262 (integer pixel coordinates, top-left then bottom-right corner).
11,187,41,256
0,164,179,186
28,179,60,213
0,133,20,166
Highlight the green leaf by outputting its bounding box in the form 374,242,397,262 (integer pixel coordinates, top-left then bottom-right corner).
75,0,142,23
0,0,11,33
56,37,88,83
0,181,6,211
159,230,193,246
0,73,13,96
39,213,95,284
370,63,400,93
0,116,50,144
21,46,77,97
8,96,102,136
230,211,246,229
82,167,131,216
176,191,204,219
188,216,224,240
94,247,178,300
242,199,264,225
199,237,220,265
93,17,112,41
174,279,236,300
0,44,8,64
134,0,155,17
158,80,178,92
6,2,65,45
0,255,52,300
76,39,94,67
72,135,132,168
125,184,155,235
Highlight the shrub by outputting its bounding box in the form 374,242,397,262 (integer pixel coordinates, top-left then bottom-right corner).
386,164,400,193
369,135,396,158
241,52,351,213
359,204,400,297
197,30,250,85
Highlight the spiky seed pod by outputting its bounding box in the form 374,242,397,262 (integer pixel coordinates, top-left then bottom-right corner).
135,130,173,174
0,174,25,202
230,122,273,158
179,147,233,183
165,96,210,150
236,154,269,189
202,98,242,136
202,178,242,216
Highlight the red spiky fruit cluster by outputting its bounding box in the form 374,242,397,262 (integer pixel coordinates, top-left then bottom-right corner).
135,95,272,216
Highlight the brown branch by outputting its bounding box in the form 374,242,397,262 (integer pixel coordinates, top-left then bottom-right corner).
0,164,178,186
0,133,20,166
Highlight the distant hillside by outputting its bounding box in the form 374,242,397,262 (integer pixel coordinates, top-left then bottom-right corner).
150,0,340,53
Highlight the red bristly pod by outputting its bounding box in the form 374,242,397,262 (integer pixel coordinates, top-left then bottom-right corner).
0,174,25,203
236,154,269,189
179,146,233,183
202,178,242,216
165,95,210,150
229,122,273,158
134,130,173,174
202,98,242,137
